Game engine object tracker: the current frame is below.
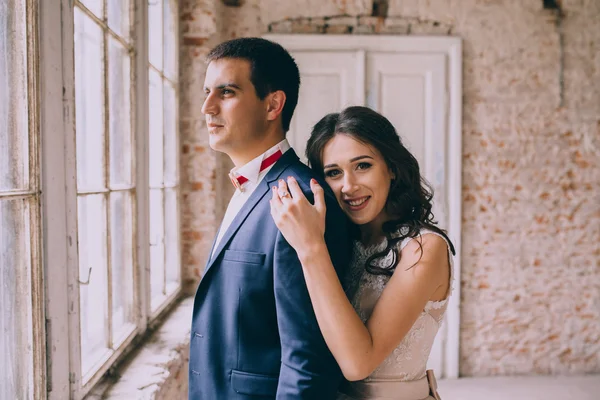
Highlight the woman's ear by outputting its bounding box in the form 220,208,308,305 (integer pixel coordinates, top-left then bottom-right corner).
266,90,286,122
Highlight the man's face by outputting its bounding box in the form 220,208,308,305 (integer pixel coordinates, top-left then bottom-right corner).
202,58,269,163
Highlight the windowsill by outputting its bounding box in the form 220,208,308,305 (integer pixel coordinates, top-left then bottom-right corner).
85,297,193,399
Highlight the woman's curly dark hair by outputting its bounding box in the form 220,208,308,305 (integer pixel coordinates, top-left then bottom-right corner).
306,106,455,276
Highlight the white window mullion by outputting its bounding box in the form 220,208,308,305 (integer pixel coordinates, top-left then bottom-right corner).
62,0,85,396
161,0,168,306
24,0,46,397
162,186,167,300
105,194,114,354
165,0,182,302
103,1,114,351
135,0,151,331
40,0,73,397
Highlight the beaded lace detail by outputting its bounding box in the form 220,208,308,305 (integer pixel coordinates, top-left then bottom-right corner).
343,229,453,382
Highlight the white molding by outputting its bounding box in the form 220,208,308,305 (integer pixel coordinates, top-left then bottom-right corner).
134,0,150,334
39,0,71,398
59,0,84,397
356,49,366,108
445,38,463,380
27,0,47,397
264,34,463,379
264,34,461,54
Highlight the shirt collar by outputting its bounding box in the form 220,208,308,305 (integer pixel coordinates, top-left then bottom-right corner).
230,139,291,187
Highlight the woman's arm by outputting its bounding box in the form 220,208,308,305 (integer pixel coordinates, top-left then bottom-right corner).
270,177,450,381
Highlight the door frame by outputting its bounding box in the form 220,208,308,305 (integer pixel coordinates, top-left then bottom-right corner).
264,34,463,379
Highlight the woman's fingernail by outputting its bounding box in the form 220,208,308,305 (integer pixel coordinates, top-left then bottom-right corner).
311,179,318,184
288,176,295,181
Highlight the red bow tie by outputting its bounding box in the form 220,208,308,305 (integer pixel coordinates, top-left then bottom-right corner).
229,149,283,191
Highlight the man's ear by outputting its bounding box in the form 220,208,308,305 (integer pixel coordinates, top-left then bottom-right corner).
266,90,286,122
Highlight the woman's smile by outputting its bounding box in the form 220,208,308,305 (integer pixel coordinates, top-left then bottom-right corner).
344,196,371,211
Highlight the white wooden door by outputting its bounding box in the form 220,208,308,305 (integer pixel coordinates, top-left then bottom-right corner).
366,52,449,375
269,35,462,379
288,51,364,162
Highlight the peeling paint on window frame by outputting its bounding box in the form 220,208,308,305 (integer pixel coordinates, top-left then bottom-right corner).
41,0,183,398
0,0,45,398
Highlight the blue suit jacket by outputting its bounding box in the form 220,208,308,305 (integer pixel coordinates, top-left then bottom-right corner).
189,149,352,400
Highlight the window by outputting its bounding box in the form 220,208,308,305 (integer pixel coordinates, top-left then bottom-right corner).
73,0,137,383
40,0,182,398
148,0,181,313
0,0,44,398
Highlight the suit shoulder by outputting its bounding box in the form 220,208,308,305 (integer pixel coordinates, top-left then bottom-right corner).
283,161,315,183
283,161,337,201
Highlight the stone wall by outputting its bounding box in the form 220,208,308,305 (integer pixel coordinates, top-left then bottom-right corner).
179,0,600,377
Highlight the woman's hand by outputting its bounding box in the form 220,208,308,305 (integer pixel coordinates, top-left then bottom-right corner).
270,176,327,259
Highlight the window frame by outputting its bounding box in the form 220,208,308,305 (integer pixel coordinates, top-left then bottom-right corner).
0,0,45,398
40,0,182,398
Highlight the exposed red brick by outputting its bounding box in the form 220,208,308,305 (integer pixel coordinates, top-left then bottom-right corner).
181,12,195,21
183,37,207,46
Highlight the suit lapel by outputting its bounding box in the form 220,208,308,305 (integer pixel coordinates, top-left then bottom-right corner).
203,149,300,276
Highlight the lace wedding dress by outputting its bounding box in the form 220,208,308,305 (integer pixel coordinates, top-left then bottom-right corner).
336,229,453,400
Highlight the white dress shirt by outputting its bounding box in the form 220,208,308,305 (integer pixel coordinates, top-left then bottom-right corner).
211,139,291,258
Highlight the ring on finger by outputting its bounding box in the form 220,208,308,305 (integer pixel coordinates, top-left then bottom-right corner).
279,190,291,199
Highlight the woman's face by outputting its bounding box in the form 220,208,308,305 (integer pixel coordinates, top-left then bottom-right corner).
322,134,394,228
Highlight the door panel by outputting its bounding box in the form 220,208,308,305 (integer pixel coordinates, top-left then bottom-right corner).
288,51,364,163
366,53,447,196
367,52,448,374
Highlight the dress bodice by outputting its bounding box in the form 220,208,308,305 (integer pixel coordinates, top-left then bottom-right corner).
342,229,454,383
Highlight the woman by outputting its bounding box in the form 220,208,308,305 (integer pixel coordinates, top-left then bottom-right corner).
269,106,455,400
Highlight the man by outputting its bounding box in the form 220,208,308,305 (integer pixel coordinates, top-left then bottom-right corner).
189,38,352,399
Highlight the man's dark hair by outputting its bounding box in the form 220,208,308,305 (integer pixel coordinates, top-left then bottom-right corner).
207,37,300,132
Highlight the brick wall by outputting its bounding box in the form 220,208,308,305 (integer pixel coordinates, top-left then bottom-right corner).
179,0,600,377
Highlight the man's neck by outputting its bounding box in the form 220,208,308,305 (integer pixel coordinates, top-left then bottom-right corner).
230,136,285,167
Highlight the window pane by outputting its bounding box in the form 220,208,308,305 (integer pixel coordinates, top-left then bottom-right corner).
78,194,109,377
163,81,177,186
148,0,163,69
79,0,103,19
110,191,135,346
149,189,165,312
0,0,29,191
108,36,133,188
165,188,180,292
0,198,34,400
107,0,130,41
149,69,164,187
163,0,178,81
75,8,106,191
